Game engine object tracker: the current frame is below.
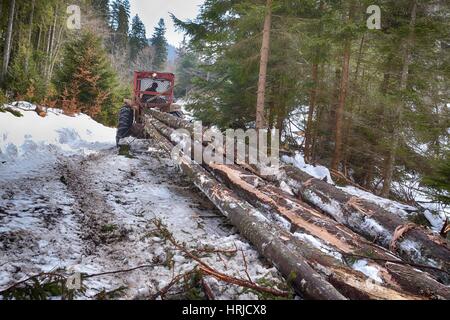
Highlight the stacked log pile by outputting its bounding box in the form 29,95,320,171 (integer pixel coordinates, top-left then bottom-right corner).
143,109,450,300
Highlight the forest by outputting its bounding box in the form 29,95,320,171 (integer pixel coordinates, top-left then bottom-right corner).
0,0,448,217
0,0,449,302
174,0,449,207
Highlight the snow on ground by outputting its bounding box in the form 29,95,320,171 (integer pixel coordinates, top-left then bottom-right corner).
338,185,418,218
0,102,115,180
281,152,334,184
0,103,285,299
281,148,448,230
175,99,194,121
351,260,382,283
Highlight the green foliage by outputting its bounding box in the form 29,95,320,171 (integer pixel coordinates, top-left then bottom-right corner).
7,46,47,103
151,18,168,69
0,105,23,117
129,14,148,61
0,271,82,300
54,31,121,125
173,0,449,202
0,89,7,105
174,40,203,99
423,151,450,205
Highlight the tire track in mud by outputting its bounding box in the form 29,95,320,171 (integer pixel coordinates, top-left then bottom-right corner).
58,141,285,299
62,151,130,254
1,140,286,299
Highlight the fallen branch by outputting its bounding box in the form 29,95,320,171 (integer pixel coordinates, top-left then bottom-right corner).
151,218,289,298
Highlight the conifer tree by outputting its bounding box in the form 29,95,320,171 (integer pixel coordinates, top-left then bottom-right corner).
54,31,118,120
150,18,168,69
129,14,147,61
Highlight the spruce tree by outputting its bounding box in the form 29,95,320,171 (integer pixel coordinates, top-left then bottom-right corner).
110,0,130,49
54,31,118,121
150,18,168,69
129,14,147,61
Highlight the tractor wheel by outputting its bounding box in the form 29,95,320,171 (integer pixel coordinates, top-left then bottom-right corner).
116,106,134,146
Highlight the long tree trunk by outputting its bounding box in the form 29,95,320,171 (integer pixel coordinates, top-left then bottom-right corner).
331,42,351,171
25,0,36,72
304,0,324,162
381,0,417,197
46,7,58,82
143,116,346,300
341,34,365,172
255,0,272,129
280,165,450,282
304,63,319,161
145,109,450,299
1,0,16,83
331,1,355,171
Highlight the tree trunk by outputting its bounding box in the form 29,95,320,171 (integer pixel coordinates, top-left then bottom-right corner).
46,7,58,82
381,0,417,197
280,165,450,282
304,63,319,162
143,116,346,300
145,110,448,299
255,0,272,129
331,41,351,171
37,25,42,51
331,1,355,171
207,163,449,299
25,0,36,72
1,0,16,83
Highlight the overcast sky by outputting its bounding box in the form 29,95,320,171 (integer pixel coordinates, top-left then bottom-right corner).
129,0,205,47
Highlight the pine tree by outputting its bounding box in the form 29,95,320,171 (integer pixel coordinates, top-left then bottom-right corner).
129,14,147,61
423,151,450,205
150,18,168,69
110,0,130,49
54,31,118,121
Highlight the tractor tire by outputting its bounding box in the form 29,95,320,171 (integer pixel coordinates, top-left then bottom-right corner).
116,106,134,146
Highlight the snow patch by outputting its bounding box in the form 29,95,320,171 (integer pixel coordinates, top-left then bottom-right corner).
339,185,417,218
423,210,446,232
0,102,115,180
280,181,294,196
351,260,383,283
282,152,334,184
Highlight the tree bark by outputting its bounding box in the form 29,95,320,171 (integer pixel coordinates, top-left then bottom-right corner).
144,111,448,299
381,0,417,197
280,165,450,282
25,0,36,72
304,63,318,162
331,42,351,171
1,0,16,83
46,6,58,82
255,0,272,129
331,1,356,171
143,116,346,300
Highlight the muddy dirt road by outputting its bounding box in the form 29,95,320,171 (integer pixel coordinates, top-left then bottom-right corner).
0,140,286,299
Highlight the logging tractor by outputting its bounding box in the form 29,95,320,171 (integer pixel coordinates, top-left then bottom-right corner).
116,71,183,145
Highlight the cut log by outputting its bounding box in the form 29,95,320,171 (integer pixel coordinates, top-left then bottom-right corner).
279,166,450,282
143,117,346,300
208,163,450,299
147,109,450,282
145,114,430,300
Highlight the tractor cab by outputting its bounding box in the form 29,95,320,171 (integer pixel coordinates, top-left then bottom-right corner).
116,71,180,146
133,71,175,114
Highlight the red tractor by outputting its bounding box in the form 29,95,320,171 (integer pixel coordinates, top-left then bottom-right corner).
116,71,182,145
